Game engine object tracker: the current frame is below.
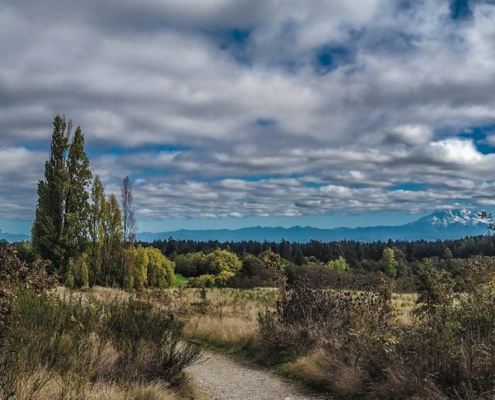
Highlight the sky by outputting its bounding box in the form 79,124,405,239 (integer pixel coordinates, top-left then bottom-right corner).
2,0,495,235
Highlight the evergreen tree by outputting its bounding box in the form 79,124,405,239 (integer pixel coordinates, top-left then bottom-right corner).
32,115,92,276
63,126,92,260
32,116,70,273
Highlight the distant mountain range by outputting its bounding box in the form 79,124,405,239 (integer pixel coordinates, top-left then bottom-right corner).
1,209,491,244
0,232,30,243
137,209,491,243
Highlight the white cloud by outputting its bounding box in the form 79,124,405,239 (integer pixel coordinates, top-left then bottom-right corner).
425,139,483,164
2,0,495,228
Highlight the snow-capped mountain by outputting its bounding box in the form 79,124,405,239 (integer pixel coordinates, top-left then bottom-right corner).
407,209,485,228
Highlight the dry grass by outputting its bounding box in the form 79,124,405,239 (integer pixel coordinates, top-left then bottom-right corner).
286,348,368,397
174,288,277,347
61,286,422,397
183,315,258,347
392,292,417,324
11,369,181,400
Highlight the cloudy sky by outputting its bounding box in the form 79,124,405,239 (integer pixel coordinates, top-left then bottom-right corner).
2,0,495,235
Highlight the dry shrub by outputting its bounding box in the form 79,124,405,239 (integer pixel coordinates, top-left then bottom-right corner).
257,277,396,366
0,285,201,399
100,297,203,386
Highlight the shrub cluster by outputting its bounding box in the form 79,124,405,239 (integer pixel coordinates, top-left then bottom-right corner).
0,245,201,399
257,258,495,399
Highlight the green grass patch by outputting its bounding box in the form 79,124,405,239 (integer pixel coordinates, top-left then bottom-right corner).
174,274,189,288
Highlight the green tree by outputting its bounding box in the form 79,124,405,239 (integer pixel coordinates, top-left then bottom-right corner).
133,245,149,290
32,116,92,277
380,247,398,279
101,194,123,285
63,126,92,260
279,239,293,262
258,249,284,270
146,247,175,288
321,244,332,263
174,252,207,277
327,255,349,273
293,246,306,266
32,115,70,272
88,175,105,286
204,249,241,275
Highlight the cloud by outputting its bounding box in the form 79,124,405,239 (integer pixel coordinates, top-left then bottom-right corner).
2,0,495,228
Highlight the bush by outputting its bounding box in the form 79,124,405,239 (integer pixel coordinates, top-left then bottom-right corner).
257,277,396,369
0,244,201,398
188,274,216,288
101,297,202,385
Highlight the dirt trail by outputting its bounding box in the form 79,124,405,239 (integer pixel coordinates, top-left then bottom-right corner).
186,352,329,400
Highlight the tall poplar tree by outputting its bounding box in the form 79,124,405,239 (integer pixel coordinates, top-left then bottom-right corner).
120,176,136,287
88,175,105,286
32,115,92,275
121,176,136,247
63,126,92,260
101,194,123,285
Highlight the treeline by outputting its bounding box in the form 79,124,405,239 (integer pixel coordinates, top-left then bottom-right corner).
28,115,175,290
148,235,495,264
143,234,495,291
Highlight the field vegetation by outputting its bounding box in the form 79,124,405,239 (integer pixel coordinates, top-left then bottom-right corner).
169,257,495,399
0,244,201,400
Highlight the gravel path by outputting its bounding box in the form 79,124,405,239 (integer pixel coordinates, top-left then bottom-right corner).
185,352,329,400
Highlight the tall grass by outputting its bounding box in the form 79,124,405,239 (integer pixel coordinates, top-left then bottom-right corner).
0,283,202,399
176,288,277,350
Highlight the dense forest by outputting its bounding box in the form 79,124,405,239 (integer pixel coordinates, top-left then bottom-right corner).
147,234,495,264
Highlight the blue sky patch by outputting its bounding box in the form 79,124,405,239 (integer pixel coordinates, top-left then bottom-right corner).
255,118,277,128
214,28,251,49
459,125,495,154
314,45,354,75
389,183,427,191
86,144,188,158
450,0,472,19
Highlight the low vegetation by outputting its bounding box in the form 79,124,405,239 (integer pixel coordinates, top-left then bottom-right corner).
0,245,201,400
170,257,495,399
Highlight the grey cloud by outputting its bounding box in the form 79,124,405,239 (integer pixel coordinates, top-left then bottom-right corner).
2,0,495,225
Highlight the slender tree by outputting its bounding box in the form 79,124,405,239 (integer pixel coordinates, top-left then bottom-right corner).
121,176,136,246
121,176,136,287
32,115,92,276
101,194,123,285
32,116,70,273
63,126,92,260
88,175,105,285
